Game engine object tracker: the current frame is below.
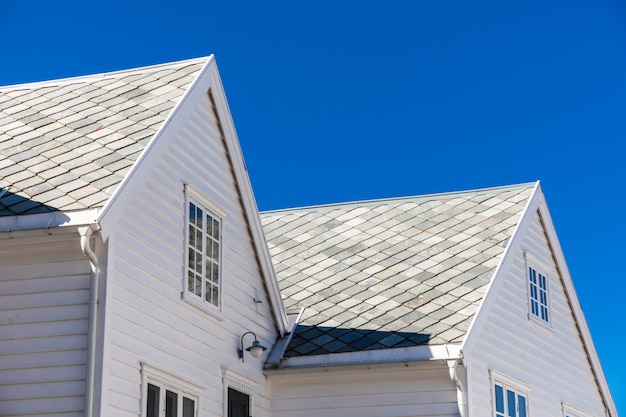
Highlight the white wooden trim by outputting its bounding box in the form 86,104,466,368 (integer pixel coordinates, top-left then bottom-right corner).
206,65,288,335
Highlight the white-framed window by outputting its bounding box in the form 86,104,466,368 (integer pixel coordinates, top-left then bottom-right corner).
527,265,550,324
146,383,196,417
141,363,202,417
186,199,222,307
491,370,530,417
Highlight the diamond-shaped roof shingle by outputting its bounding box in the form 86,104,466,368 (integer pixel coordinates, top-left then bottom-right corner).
260,183,534,357
0,58,207,216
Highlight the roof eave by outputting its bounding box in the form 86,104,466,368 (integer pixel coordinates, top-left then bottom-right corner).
264,343,462,373
0,208,100,233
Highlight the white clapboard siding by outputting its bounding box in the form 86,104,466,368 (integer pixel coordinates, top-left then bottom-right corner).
468,209,606,417
0,232,89,417
270,364,459,417
102,91,275,416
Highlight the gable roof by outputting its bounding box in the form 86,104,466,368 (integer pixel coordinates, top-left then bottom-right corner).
0,58,206,217
0,56,289,334
261,183,535,362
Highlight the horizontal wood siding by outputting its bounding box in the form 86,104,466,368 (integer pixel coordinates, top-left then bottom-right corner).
468,210,606,416
104,92,275,416
270,364,459,417
0,232,89,417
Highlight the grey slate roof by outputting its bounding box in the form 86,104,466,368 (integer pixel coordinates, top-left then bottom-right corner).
0,58,207,216
260,183,534,357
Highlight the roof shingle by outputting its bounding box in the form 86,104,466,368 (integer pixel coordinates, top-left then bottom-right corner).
260,183,534,357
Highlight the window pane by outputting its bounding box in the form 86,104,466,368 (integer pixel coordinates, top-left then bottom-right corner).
212,240,219,261
183,397,195,417
518,395,526,417
147,384,160,417
188,271,194,293
196,207,202,227
166,390,178,417
495,384,504,413
212,263,219,283
507,389,516,417
206,214,213,238
213,218,220,239
212,286,219,306
189,203,196,223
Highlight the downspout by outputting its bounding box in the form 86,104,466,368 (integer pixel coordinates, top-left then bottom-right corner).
79,225,100,417
447,358,468,417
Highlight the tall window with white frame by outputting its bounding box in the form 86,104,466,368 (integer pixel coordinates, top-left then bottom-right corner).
528,266,549,324
187,200,221,306
494,382,527,417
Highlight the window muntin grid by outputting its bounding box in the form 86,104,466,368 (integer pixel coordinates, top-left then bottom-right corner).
187,201,221,306
528,266,549,324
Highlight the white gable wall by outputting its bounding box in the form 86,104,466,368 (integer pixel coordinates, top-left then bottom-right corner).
269,362,459,417
100,91,277,416
0,229,92,417
466,209,607,417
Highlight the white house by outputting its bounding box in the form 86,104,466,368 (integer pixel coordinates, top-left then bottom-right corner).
0,56,287,417
260,184,618,417
0,57,619,417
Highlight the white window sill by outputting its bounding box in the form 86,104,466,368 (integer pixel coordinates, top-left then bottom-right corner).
183,292,225,321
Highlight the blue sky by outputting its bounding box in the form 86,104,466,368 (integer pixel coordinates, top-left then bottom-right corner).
2,0,624,413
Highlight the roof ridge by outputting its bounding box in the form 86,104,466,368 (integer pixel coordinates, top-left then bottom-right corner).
260,181,538,215
0,56,211,91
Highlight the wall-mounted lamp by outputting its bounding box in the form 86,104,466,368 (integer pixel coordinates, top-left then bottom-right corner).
238,331,267,363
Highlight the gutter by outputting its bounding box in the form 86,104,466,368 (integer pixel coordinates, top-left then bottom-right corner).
79,225,100,417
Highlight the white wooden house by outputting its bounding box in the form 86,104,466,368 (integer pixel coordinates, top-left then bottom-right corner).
0,57,619,417
0,56,288,417
260,184,619,417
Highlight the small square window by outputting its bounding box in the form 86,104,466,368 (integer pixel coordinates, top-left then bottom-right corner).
187,200,221,307
528,266,549,324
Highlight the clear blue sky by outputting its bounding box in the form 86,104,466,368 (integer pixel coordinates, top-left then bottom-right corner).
2,1,624,413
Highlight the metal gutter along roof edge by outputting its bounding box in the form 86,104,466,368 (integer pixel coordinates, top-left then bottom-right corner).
0,208,100,232
264,343,462,373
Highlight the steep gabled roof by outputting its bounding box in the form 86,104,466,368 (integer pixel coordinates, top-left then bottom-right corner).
261,183,535,360
0,57,289,334
0,58,207,216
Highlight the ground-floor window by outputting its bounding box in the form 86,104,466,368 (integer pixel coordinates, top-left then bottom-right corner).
141,363,202,417
147,383,196,417
228,387,249,417
494,382,528,417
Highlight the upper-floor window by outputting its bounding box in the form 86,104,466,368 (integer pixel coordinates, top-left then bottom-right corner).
494,382,528,417
528,265,549,324
187,200,221,307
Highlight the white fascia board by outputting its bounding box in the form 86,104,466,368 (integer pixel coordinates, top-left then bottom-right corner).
0,208,99,233
207,62,289,335
97,55,216,239
265,344,462,373
535,187,619,417
461,181,541,356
